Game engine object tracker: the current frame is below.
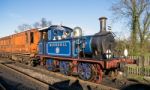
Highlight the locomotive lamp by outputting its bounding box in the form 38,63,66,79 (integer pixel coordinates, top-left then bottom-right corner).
124,48,128,57
73,27,82,38
106,49,111,59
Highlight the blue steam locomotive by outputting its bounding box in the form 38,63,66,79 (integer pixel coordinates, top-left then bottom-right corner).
38,17,115,59
35,17,130,83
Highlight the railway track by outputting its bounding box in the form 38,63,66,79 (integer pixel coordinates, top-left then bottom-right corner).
0,61,58,90
3,57,149,90
0,59,118,90
1,58,150,90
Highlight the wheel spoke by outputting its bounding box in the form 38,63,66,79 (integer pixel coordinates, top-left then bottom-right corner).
46,59,55,71
78,63,93,81
91,64,102,83
59,61,70,75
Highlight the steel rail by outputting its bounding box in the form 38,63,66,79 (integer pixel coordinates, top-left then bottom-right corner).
0,63,59,90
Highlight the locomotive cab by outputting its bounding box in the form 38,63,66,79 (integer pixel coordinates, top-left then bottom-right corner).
48,25,73,40
38,25,74,55
38,27,49,55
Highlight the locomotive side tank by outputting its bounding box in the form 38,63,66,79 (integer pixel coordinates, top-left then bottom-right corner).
38,25,73,57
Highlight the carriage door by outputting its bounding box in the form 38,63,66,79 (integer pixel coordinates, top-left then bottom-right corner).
39,31,48,55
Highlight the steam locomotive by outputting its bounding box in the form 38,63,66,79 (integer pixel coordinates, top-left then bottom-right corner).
36,17,132,83
38,17,114,59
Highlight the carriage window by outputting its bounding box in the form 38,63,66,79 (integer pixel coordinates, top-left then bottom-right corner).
26,32,28,43
30,32,34,43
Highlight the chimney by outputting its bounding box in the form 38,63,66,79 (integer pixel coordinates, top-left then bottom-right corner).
99,17,107,32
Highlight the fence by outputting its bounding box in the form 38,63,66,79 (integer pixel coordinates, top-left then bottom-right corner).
125,56,150,77
128,56,150,66
125,64,150,76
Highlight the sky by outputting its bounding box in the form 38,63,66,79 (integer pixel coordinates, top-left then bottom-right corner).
0,0,129,38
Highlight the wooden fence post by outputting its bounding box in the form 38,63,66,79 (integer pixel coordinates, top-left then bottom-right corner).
141,56,145,76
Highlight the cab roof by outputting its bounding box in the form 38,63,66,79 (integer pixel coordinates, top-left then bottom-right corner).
38,25,73,32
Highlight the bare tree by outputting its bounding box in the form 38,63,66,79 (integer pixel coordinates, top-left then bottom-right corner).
15,18,52,33
18,24,32,32
33,18,52,28
33,22,40,28
41,18,47,28
14,30,18,33
111,0,150,55
47,21,52,27
138,11,150,52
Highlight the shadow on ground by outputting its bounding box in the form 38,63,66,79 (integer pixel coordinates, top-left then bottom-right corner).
0,76,87,90
121,83,150,90
0,76,35,90
52,80,85,90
